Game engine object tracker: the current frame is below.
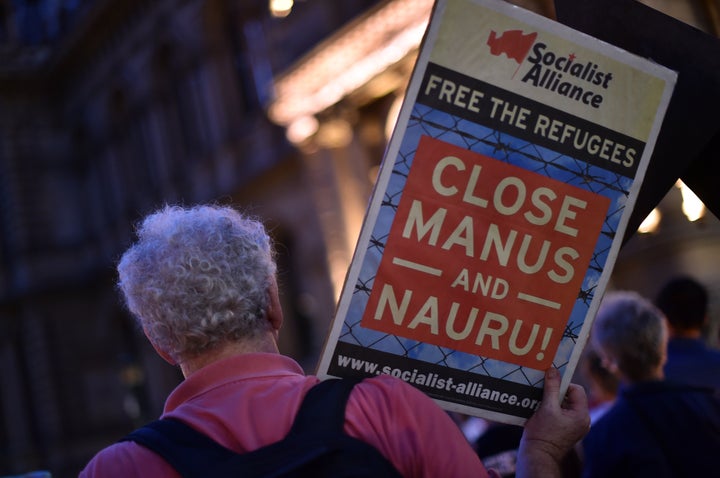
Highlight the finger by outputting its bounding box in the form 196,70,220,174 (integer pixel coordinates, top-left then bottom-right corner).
542,367,561,405
563,384,591,436
563,384,589,412
564,383,587,404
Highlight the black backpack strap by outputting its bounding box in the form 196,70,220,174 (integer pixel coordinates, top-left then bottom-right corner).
288,377,361,436
122,418,236,478
121,377,401,478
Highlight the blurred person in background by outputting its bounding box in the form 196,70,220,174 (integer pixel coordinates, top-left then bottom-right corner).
654,275,720,389
581,290,720,478
80,204,590,478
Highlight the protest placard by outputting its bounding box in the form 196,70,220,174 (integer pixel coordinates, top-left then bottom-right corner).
316,0,676,424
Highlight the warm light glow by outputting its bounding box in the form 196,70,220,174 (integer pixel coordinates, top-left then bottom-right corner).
286,116,318,144
268,0,433,127
368,164,380,185
270,0,293,18
385,94,404,141
676,180,706,222
638,208,661,234
316,119,353,149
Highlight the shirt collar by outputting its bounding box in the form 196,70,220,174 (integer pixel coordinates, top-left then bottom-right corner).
163,352,305,412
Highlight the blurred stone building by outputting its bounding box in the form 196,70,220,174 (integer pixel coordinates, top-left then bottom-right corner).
0,0,386,474
0,0,718,476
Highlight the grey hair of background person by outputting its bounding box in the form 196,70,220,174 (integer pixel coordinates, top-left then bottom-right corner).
591,290,667,382
117,204,277,363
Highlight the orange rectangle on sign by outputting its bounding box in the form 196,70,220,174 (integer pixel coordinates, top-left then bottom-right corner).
361,136,611,369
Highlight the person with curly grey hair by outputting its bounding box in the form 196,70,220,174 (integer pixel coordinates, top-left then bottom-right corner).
116,205,281,371
81,204,590,478
581,290,720,478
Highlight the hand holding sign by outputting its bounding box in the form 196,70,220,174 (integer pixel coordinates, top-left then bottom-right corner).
517,368,590,477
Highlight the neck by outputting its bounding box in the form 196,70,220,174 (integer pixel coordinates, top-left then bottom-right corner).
620,364,665,385
178,331,279,378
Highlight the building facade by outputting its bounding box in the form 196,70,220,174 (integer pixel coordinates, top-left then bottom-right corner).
0,0,383,474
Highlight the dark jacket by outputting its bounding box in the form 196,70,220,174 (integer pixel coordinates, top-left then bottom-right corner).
664,337,720,390
581,380,720,478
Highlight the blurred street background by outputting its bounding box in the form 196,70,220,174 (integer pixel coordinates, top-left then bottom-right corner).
0,0,718,475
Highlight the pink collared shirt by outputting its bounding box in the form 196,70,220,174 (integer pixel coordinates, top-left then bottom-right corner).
80,353,488,477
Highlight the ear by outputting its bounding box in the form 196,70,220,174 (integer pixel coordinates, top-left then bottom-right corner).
660,320,669,367
266,275,284,334
659,339,668,369
143,326,177,366
603,358,619,376
596,349,619,376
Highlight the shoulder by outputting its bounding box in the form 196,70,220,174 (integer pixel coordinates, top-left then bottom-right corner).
80,440,178,478
701,345,720,367
593,383,720,447
343,375,487,478
353,373,433,402
642,381,720,413
583,397,647,451
347,374,459,435
667,339,720,363
344,374,449,432
585,400,632,435
582,404,667,478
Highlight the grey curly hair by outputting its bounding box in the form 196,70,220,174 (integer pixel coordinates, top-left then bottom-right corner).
117,204,277,362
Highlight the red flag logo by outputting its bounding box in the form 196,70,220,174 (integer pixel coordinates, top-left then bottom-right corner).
487,29,538,64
